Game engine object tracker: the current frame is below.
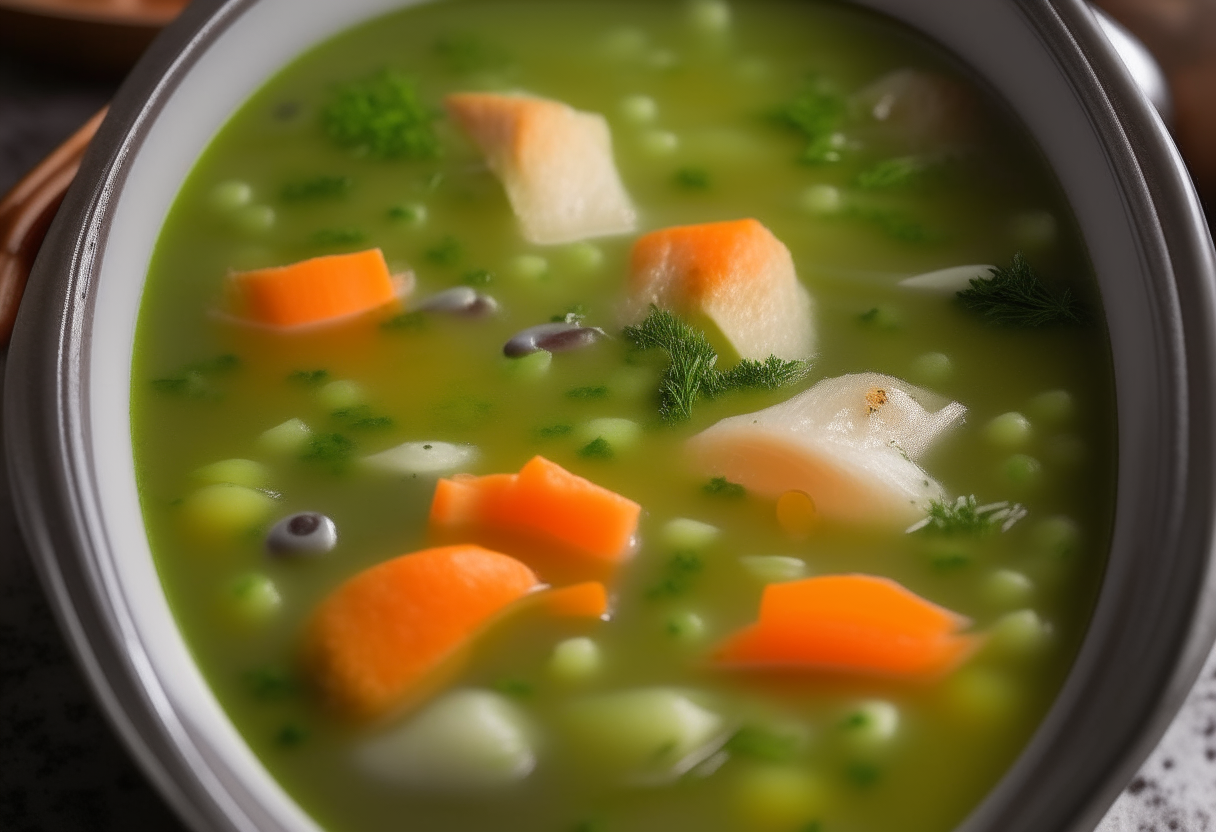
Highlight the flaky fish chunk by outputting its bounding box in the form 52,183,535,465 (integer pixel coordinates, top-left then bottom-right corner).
446,92,637,245
688,373,965,525
623,219,816,362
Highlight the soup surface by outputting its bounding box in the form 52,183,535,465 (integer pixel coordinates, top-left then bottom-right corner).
131,1,1116,831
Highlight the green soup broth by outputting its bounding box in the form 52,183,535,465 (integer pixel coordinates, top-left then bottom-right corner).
131,1,1115,831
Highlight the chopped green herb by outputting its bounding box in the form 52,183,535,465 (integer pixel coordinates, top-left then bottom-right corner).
381,310,427,330
908,495,1027,535
462,268,493,286
301,433,356,464
845,761,882,788
774,83,847,163
703,476,746,498
287,369,329,386
622,308,806,423
332,405,394,430
674,167,711,189
957,253,1085,327
578,437,614,459
275,723,309,748
572,820,607,832
311,227,365,246
322,70,440,160
551,304,587,324
845,205,933,242
151,354,240,399
855,156,927,189
726,725,801,762
387,202,426,222
426,235,463,265
242,666,298,700
492,678,534,698
434,33,510,74
567,386,610,400
930,549,972,571
280,175,352,201
802,822,823,832
537,423,573,439
646,550,704,599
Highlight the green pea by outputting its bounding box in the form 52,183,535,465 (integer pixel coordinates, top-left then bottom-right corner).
985,412,1032,449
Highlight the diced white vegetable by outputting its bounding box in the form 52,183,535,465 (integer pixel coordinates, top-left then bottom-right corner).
578,418,642,451
362,441,479,476
983,569,1035,608
318,379,364,411
984,412,1032,449
688,372,966,525
662,518,720,550
561,688,727,780
739,555,806,583
256,418,311,457
356,690,536,790
447,93,637,245
624,219,815,362
180,483,276,542
549,637,602,682
224,572,281,624
193,458,270,489
898,264,993,292
732,766,826,832
840,700,899,747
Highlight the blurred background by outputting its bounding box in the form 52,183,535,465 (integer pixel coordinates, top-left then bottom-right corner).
1,0,1214,830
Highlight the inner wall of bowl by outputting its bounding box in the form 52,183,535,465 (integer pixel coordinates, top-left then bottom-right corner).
88,1,1155,830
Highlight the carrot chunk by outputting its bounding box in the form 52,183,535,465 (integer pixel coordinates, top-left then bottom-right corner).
713,574,978,678
225,248,400,328
301,544,539,719
535,581,610,619
429,456,641,571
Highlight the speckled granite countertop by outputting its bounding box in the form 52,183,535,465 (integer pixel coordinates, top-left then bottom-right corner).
1,46,1214,832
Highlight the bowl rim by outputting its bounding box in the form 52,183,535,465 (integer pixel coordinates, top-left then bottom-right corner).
6,1,1216,831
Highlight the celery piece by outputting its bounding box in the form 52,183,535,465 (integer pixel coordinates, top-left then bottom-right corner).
180,483,275,542
209,180,252,212
257,418,311,457
362,441,479,476
984,412,1032,449
224,572,282,624
740,555,806,584
356,690,536,789
577,418,641,451
662,518,720,550
193,458,271,489
561,688,725,777
318,379,364,411
549,637,602,682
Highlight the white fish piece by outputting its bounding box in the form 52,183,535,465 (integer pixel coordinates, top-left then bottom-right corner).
355,689,536,790
899,264,994,293
446,92,637,245
623,218,816,362
362,441,479,476
687,372,966,525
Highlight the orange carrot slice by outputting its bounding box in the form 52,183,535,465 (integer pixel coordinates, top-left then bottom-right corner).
534,581,610,618
429,456,641,571
225,248,400,328
713,574,978,678
301,544,539,719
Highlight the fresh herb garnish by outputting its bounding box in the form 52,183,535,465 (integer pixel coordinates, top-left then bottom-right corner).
773,83,847,164
674,167,711,189
301,433,356,465
703,476,746,498
855,156,927,189
311,227,365,246
725,725,801,762
242,666,298,700
332,405,393,430
425,235,462,265
622,308,806,423
906,495,1027,535
567,386,610,400
287,369,329,386
151,354,240,399
537,423,573,439
957,253,1085,327
491,678,534,698
845,762,882,788
845,205,933,243
646,550,704,599
322,70,440,160
280,175,352,201
578,437,614,459
275,723,309,748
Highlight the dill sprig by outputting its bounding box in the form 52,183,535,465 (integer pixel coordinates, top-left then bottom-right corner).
773,82,847,164
906,495,1027,535
957,253,1085,328
621,308,807,423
